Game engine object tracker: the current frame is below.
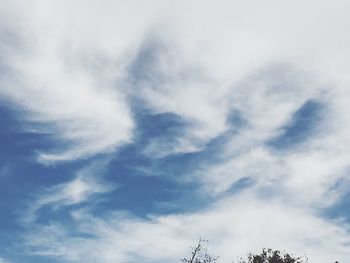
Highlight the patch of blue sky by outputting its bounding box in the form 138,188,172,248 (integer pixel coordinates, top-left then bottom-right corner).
0,106,51,226
93,173,185,216
5,252,64,263
321,176,350,224
132,110,189,151
226,177,255,195
110,105,191,176
268,99,324,150
0,104,96,248
201,109,248,159
127,38,166,85
104,107,250,212
326,197,350,225
101,110,209,216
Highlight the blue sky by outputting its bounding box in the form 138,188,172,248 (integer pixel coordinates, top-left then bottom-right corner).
1,1,350,262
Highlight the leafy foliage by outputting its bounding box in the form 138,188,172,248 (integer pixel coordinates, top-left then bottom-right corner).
182,240,340,263
238,248,308,263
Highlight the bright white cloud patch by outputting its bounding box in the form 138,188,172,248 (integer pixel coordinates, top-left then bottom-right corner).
0,0,149,162
25,196,350,263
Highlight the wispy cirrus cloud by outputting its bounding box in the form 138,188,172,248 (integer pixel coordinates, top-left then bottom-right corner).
1,0,350,162
0,0,154,163
24,160,117,224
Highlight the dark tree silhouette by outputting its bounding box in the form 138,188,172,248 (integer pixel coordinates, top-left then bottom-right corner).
181,238,219,263
238,248,308,263
182,240,339,263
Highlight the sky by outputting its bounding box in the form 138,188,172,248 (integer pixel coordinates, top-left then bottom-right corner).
1,0,350,262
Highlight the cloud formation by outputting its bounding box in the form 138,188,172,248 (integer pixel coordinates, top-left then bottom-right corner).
1,0,350,161
1,0,350,262
25,195,350,263
24,160,116,223
0,0,142,162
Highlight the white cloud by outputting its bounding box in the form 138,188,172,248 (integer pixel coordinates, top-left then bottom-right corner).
0,0,158,162
24,195,350,263
194,69,350,209
24,160,116,223
124,0,350,158
1,0,350,161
